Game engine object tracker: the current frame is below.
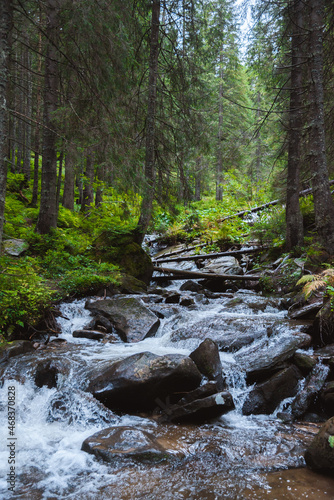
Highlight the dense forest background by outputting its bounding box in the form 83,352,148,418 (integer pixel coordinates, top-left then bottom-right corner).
1,0,334,336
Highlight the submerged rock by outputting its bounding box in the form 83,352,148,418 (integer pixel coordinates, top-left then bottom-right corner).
86,297,160,343
305,417,334,473
82,426,170,462
242,365,303,415
87,351,202,412
47,389,118,425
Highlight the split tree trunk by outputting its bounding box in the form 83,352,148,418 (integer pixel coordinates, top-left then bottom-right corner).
286,0,304,250
62,144,75,210
307,0,334,251
36,0,60,234
0,0,12,249
136,0,160,242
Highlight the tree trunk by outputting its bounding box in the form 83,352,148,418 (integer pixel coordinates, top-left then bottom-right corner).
56,149,63,212
0,0,12,249
216,43,224,201
36,0,60,234
31,21,43,207
62,143,75,210
81,151,94,212
22,39,32,183
286,0,304,250
307,0,334,251
136,0,160,242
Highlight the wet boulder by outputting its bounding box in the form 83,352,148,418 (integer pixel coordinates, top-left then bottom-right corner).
313,300,334,345
203,256,243,276
0,340,34,364
305,417,334,473
86,297,160,343
189,339,225,390
168,314,264,352
87,351,202,412
161,391,235,424
293,352,317,376
290,363,330,419
82,426,171,462
72,330,105,341
34,358,72,388
180,280,204,293
242,365,303,415
235,333,311,378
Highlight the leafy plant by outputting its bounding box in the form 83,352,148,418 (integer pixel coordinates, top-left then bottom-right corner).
329,436,334,448
297,269,334,300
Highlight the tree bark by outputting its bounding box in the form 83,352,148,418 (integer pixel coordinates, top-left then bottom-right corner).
62,143,75,210
216,42,224,201
286,0,304,250
81,150,95,212
136,0,160,242
36,0,60,234
0,0,12,249
31,20,43,207
307,0,334,251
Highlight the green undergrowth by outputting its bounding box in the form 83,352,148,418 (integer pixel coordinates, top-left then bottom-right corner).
0,180,142,340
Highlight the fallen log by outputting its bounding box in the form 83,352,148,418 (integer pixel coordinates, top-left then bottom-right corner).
218,180,334,223
153,246,267,264
154,241,211,260
153,266,260,281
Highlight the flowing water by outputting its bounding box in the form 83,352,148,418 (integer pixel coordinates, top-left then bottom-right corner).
1,274,334,499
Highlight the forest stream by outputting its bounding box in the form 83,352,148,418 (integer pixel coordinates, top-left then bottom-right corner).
1,253,334,500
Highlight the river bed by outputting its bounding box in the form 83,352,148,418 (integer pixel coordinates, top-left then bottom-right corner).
1,274,334,499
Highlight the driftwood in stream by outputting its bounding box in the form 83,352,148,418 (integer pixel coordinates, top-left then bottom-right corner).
153,247,266,264
154,241,210,260
218,180,334,223
153,266,260,281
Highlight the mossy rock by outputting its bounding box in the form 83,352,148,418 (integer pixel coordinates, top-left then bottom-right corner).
91,231,153,284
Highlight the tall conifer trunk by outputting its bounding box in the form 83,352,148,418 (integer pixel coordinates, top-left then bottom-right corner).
307,0,334,251
136,0,160,242
0,0,12,249
36,0,60,234
286,0,304,250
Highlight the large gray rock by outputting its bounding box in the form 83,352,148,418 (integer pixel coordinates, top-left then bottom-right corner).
86,297,160,343
235,333,311,377
190,339,225,390
203,256,243,276
82,426,171,462
87,352,202,412
242,365,303,415
3,238,29,256
290,363,330,419
305,417,334,472
168,314,266,351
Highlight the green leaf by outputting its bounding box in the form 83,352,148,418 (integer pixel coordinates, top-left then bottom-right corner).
329,436,334,448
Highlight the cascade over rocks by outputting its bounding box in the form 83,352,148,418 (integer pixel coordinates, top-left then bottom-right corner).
87,351,202,412
86,297,160,343
305,417,334,473
242,365,303,415
290,363,330,419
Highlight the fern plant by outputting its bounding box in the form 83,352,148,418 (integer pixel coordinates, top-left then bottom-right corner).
297,269,334,300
